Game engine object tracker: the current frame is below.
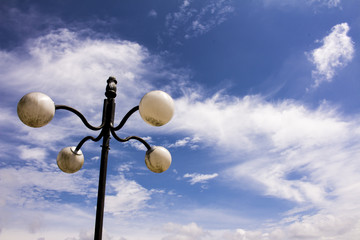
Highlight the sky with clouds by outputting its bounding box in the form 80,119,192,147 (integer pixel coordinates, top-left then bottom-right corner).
1,0,360,239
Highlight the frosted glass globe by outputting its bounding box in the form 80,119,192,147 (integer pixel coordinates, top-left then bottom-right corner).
139,91,174,126
57,147,84,173
145,146,172,173
17,92,55,128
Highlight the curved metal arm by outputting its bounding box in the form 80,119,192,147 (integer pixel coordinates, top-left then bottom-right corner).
112,106,139,131
74,131,104,153
110,128,151,150
56,105,103,131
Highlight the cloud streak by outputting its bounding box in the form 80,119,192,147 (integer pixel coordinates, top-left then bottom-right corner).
262,0,342,8
165,0,234,40
184,173,219,185
167,136,200,149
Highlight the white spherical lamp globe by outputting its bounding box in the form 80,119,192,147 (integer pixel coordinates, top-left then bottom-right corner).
145,146,172,173
57,147,84,173
139,90,174,126
17,92,55,128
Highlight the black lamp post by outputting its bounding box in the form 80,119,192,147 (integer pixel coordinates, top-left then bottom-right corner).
17,76,174,240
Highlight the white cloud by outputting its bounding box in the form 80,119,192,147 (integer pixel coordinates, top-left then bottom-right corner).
184,173,219,185
18,145,48,167
0,27,183,117
167,136,200,149
162,222,209,240
308,22,354,87
222,228,264,240
169,137,191,147
105,176,152,215
172,91,350,153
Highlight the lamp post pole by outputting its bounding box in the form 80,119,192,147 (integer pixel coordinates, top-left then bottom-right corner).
93,77,116,240
17,76,175,240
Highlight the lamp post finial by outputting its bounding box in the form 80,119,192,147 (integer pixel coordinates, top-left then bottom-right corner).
105,76,117,99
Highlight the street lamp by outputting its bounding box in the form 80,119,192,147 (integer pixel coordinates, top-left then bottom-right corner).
17,76,174,240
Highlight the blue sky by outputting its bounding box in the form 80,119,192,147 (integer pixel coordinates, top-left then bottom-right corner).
1,0,360,239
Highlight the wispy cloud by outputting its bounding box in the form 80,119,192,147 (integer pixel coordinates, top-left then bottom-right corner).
148,9,157,18
126,136,152,151
167,136,200,149
0,166,95,210
165,0,234,40
308,23,354,88
184,173,219,185
309,0,341,8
